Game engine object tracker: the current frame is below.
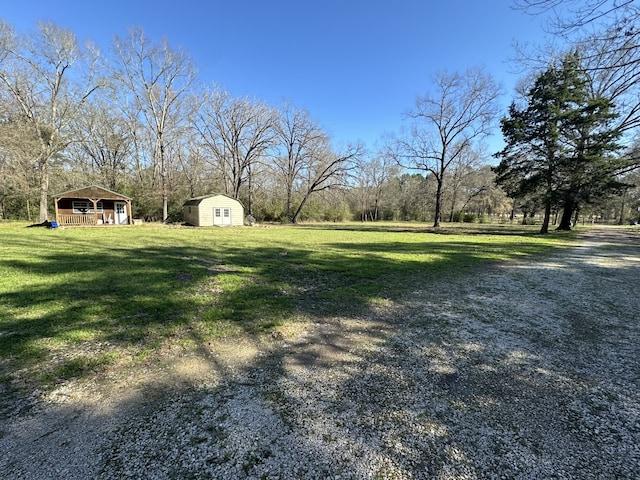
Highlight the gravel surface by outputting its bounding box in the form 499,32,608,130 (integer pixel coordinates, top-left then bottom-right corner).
1,227,639,479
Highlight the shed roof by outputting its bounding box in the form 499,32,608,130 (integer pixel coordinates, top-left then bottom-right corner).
182,193,243,207
52,185,131,200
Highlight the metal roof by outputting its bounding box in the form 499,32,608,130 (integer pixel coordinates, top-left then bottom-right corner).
52,185,132,200
182,193,243,207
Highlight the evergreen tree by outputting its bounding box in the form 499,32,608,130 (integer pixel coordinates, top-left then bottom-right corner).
494,54,624,233
555,93,625,229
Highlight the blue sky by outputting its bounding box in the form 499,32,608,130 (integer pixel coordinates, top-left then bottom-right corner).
4,0,551,152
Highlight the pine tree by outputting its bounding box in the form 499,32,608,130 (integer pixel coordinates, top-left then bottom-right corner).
555,93,624,229
494,54,624,233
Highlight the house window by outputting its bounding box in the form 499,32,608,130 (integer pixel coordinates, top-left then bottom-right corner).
214,208,221,217
72,201,103,214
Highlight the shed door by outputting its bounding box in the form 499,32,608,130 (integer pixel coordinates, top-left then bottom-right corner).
214,207,231,225
114,202,128,224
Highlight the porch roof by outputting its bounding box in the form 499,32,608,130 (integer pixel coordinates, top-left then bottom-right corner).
52,185,131,201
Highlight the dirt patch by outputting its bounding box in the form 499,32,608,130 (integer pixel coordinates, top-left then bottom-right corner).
1,227,639,479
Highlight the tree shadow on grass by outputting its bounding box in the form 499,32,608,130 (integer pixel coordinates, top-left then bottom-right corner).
0,227,573,396
295,222,557,237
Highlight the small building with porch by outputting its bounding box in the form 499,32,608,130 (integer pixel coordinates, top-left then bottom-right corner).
183,194,244,226
52,185,132,226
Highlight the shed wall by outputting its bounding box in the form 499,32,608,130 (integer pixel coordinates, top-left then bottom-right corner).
184,205,200,226
184,195,244,226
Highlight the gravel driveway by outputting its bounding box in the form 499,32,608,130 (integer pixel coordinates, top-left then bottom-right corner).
2,227,639,479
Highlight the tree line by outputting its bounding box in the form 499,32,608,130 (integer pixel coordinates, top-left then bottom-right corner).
1,3,640,229
0,20,509,225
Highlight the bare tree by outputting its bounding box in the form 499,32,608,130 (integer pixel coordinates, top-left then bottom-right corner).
397,67,502,227
354,152,397,221
288,141,363,223
445,144,485,221
0,21,103,221
515,0,639,38
68,99,132,190
272,102,326,221
0,111,41,220
579,30,640,145
457,165,510,219
176,94,217,198
514,1,640,146
195,87,276,212
178,135,210,198
112,28,197,222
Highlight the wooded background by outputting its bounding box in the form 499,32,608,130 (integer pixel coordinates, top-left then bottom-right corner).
2,2,640,227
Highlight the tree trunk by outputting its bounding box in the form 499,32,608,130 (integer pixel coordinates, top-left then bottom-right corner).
39,162,50,222
162,194,168,222
160,143,169,223
540,201,551,234
286,181,293,221
448,188,458,222
617,192,626,225
557,208,573,230
247,169,253,215
556,199,574,231
161,171,168,222
433,178,443,228
290,188,315,224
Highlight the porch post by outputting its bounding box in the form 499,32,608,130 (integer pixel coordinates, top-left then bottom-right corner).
90,198,98,225
54,197,60,224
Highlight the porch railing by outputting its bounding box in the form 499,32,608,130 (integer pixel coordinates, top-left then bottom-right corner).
57,214,98,226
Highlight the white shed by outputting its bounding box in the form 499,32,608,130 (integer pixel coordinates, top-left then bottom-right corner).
183,194,245,226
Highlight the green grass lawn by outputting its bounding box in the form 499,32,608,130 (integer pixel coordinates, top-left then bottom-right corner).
0,221,573,391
